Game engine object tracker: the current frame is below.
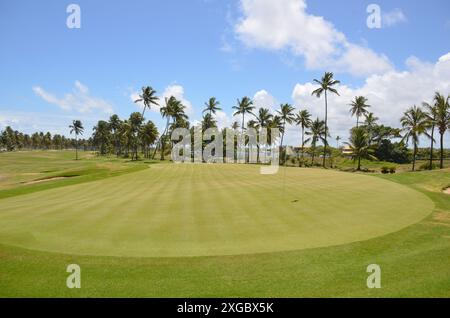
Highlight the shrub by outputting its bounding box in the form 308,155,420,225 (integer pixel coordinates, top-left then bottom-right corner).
418,162,438,171
381,166,389,174
389,166,396,174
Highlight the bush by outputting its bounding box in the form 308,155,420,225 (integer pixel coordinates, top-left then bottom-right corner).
381,166,396,174
419,162,438,171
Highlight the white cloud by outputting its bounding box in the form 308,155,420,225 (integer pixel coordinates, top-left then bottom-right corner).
234,0,393,76
438,52,450,63
131,84,194,116
0,111,101,137
215,110,232,129
289,52,450,146
382,8,407,28
253,89,278,111
33,81,114,114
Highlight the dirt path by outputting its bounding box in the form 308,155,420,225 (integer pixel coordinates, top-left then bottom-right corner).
25,177,68,185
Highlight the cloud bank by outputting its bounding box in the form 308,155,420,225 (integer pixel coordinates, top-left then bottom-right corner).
33,81,114,114
234,0,393,77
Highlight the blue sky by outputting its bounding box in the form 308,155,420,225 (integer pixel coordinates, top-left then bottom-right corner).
0,0,449,145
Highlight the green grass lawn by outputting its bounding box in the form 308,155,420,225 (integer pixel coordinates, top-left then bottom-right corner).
0,151,449,297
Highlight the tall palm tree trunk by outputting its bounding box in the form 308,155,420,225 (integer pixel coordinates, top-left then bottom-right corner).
241,114,245,163
429,124,435,169
280,122,286,165
256,130,260,164
413,143,417,171
300,127,305,167
75,135,78,160
440,132,444,169
323,90,328,168
152,118,170,160
357,155,361,171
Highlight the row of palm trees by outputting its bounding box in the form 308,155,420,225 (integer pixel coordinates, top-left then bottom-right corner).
400,92,450,171
67,76,449,170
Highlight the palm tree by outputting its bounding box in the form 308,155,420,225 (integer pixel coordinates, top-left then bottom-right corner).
233,97,255,135
255,108,273,163
276,104,296,153
203,97,221,117
69,120,84,160
295,109,312,165
128,112,144,160
336,135,341,148
140,121,159,158
109,114,121,157
92,120,111,156
201,113,217,132
152,96,187,160
345,127,377,171
119,120,132,158
400,106,430,171
364,112,379,127
312,72,340,167
134,86,159,117
423,101,437,169
433,92,450,169
306,119,327,165
349,96,370,127
266,115,283,147
231,121,240,131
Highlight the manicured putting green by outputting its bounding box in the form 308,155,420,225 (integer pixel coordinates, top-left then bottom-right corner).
0,164,433,257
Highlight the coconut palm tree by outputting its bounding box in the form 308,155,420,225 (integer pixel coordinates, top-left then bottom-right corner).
92,120,111,156
255,108,273,129
433,92,450,169
254,108,273,163
231,121,240,131
400,106,430,171
109,114,121,157
152,96,187,160
295,109,312,165
69,120,84,160
266,115,283,147
312,72,340,168
349,96,370,127
233,97,255,135
203,97,221,117
306,118,327,165
128,112,144,160
423,101,437,169
336,135,341,148
140,121,159,158
276,104,296,152
364,112,379,127
134,86,159,117
345,127,377,171
201,113,217,132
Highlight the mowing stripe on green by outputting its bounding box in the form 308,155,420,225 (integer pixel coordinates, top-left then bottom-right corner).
0,164,434,257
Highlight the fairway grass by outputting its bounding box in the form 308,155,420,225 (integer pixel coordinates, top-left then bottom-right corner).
0,164,433,257
0,151,449,297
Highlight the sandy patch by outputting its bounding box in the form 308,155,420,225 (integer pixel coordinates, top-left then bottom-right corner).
24,177,68,185
0,175,6,181
443,187,450,195
433,212,450,223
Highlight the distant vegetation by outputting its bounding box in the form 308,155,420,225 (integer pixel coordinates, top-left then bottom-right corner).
1,76,449,171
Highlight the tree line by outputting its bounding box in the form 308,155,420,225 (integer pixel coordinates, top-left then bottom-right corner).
1,73,449,171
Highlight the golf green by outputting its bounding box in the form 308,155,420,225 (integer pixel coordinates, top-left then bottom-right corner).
0,164,434,257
